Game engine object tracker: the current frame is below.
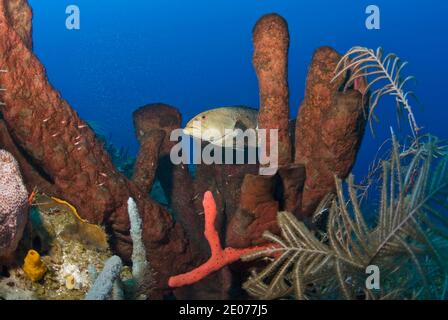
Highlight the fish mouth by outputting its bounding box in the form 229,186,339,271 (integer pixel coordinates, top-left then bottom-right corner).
183,125,207,136
183,127,198,136
182,127,192,136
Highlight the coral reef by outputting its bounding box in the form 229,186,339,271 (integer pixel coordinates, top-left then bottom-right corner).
0,150,28,258
294,46,367,216
0,269,36,300
86,197,153,300
0,0,195,297
52,196,109,251
1,193,151,300
130,104,257,303
226,13,305,252
0,3,373,299
132,103,205,257
1,195,113,300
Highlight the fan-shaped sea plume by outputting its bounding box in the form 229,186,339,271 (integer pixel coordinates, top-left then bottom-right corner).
333,47,421,137
242,132,448,300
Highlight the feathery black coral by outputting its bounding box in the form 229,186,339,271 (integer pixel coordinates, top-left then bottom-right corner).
242,133,448,300
333,47,420,137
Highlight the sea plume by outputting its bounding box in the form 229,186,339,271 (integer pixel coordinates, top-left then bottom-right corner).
242,132,448,300
333,47,420,137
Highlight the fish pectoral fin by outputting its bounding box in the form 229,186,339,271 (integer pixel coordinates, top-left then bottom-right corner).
234,120,248,132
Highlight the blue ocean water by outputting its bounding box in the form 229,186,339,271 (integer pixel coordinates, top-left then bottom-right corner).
28,0,448,178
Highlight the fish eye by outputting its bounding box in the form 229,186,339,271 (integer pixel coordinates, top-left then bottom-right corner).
202,115,206,119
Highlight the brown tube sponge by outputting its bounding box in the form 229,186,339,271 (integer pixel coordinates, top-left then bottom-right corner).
226,174,280,248
0,120,56,194
278,164,306,216
132,129,165,192
0,1,194,297
253,13,292,167
132,104,204,256
133,103,181,157
294,47,367,216
3,0,32,49
213,163,258,223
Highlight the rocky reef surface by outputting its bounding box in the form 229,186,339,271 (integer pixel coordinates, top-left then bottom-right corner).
0,194,122,300
0,1,367,299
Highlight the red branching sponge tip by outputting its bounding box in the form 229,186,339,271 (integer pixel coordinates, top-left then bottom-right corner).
168,191,275,288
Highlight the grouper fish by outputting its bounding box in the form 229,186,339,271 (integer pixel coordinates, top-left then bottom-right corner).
183,106,259,148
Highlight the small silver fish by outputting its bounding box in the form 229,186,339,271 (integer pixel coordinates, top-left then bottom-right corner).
183,106,258,149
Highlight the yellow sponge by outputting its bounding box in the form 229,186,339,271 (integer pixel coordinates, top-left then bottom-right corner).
23,249,47,282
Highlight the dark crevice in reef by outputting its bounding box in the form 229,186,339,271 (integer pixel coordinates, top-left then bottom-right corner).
14,141,55,185
0,265,10,278
1,112,54,186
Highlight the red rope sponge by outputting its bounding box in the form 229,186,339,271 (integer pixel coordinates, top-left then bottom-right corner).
168,191,275,288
